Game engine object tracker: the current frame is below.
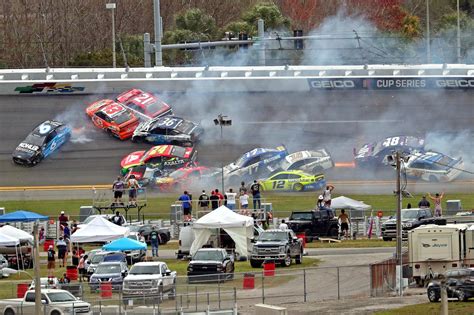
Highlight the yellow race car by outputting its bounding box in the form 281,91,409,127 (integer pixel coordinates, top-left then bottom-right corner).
259,170,326,192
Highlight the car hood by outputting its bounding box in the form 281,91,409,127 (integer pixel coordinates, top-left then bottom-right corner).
255,241,286,246
287,220,312,224
121,150,146,168
124,274,163,281
90,272,122,279
190,260,223,265
383,218,416,225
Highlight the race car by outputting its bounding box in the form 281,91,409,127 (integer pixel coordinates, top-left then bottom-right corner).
259,170,326,192
217,146,288,185
279,149,333,173
85,99,139,140
354,136,425,168
120,144,197,175
403,151,463,182
115,88,172,119
12,120,71,166
154,166,220,191
131,116,203,147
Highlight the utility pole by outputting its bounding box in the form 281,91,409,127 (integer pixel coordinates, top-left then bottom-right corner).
457,0,461,63
106,3,117,68
153,0,163,66
395,151,403,296
33,222,42,315
426,0,431,63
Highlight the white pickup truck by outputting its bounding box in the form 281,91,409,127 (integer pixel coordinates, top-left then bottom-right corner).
0,289,91,315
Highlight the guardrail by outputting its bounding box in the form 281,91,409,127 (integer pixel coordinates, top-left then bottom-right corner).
0,64,473,95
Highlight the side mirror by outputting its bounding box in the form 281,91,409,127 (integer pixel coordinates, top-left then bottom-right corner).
165,269,171,276
41,299,48,305
251,239,256,243
419,216,425,220
292,237,298,242
86,260,90,265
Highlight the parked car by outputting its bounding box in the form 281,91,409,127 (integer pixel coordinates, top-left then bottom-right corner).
427,268,474,302
187,248,235,283
128,225,170,245
125,232,146,264
89,261,128,292
28,277,59,290
250,229,303,268
286,209,339,241
86,251,125,277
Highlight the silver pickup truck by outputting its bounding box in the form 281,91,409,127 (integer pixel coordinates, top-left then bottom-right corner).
0,289,91,315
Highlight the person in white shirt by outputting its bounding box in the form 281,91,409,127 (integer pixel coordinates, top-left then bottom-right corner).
239,191,249,215
323,184,335,207
279,219,288,230
225,188,237,210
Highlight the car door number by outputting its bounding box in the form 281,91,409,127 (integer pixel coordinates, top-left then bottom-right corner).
38,123,52,135
133,93,155,105
272,181,285,189
382,137,400,147
158,117,178,127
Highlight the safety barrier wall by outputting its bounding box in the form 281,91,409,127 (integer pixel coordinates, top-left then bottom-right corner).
0,64,473,95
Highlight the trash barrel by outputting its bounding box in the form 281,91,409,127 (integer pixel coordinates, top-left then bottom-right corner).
17,283,29,298
43,239,54,251
296,233,306,248
263,260,275,277
243,273,255,289
66,265,78,281
100,282,113,298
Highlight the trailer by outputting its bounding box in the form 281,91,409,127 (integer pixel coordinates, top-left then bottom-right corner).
408,224,467,286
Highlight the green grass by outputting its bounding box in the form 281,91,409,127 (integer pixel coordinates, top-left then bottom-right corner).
305,239,396,248
375,302,474,315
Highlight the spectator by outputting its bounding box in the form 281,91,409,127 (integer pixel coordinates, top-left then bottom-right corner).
239,181,247,194
47,245,56,277
112,176,125,206
127,174,140,206
63,224,71,241
38,227,45,245
407,203,412,209
316,195,325,209
58,211,68,227
56,237,67,268
418,196,431,209
215,189,224,206
210,190,219,210
250,180,262,210
322,184,335,207
139,232,146,243
179,191,192,221
226,188,237,210
71,221,79,234
279,219,288,230
239,191,249,214
149,226,161,257
338,209,350,240
72,249,79,266
60,273,70,284
428,192,445,217
198,190,209,211
112,211,125,226
77,254,88,282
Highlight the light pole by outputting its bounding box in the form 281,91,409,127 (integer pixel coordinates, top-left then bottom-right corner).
426,0,431,63
214,115,232,193
106,2,116,68
457,0,461,63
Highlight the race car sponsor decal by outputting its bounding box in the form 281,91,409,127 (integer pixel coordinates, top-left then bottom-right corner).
16,143,39,153
15,83,85,94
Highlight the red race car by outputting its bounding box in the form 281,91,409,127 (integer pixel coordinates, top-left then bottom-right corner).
85,100,139,140
115,89,172,119
154,166,218,191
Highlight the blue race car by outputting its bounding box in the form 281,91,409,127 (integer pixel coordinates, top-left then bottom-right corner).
131,116,203,147
12,120,71,166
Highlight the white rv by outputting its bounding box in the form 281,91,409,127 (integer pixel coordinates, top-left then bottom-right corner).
408,224,468,286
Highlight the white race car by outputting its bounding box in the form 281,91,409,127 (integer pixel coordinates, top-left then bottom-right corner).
403,151,463,182
279,149,333,174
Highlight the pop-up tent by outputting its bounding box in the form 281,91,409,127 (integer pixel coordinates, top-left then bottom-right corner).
71,216,129,243
331,196,372,211
0,210,48,222
190,206,254,256
102,237,146,251
0,225,34,243
0,233,20,246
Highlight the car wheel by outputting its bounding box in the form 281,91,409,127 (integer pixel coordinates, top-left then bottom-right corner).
250,260,262,268
282,253,292,267
50,311,61,315
429,175,438,183
328,227,338,238
457,289,468,302
4,308,15,315
295,250,303,264
382,237,392,241
304,229,313,243
159,233,169,244
427,288,440,302
293,183,304,192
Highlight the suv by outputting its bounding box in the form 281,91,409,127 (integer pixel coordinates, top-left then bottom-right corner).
427,268,474,302
286,209,339,241
89,261,128,291
125,233,146,264
86,251,125,277
250,229,303,268
187,248,234,283
122,262,177,302
381,208,446,241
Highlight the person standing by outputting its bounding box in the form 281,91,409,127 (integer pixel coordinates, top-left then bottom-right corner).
47,245,56,277
38,227,45,245
250,180,262,210
77,254,88,282
316,195,325,210
239,181,247,194
239,191,249,214
149,227,161,257
322,184,335,207
127,174,140,206
179,191,192,221
58,211,69,227
428,192,445,217
338,209,350,239
279,219,288,230
112,176,125,205
210,190,219,210
418,195,431,209
215,189,224,206
198,190,210,212
112,211,125,226
226,188,237,210
56,237,67,268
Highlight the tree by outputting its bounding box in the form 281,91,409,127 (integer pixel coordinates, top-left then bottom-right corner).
241,2,290,34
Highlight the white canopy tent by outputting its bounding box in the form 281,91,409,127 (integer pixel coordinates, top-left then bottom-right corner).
70,216,129,243
190,206,254,256
0,225,34,243
331,196,372,211
0,232,20,246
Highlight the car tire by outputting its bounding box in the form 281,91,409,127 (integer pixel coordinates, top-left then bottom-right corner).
382,237,392,241
328,227,338,238
304,229,313,243
50,311,61,315
457,289,468,302
250,260,262,268
282,253,292,267
295,250,303,264
427,288,440,302
293,183,304,192
159,233,169,245
4,308,15,315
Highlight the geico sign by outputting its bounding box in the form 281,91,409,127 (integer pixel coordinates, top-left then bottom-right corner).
436,79,474,88
309,80,355,89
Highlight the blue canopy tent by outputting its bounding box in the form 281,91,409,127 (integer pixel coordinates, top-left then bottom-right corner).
102,237,147,251
0,210,48,222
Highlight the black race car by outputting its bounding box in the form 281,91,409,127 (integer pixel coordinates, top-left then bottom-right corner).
131,116,203,147
12,120,71,166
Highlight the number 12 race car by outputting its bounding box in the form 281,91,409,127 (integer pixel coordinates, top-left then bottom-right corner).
12,120,71,166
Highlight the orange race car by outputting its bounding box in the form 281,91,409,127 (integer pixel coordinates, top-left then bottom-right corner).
86,99,139,140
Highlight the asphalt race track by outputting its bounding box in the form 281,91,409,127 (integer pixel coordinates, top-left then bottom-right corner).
0,90,473,193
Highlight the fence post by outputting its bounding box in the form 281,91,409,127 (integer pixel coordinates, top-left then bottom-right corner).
303,268,307,302
234,287,237,314
262,271,265,304
207,292,210,312
337,267,340,300
118,291,122,315
218,278,221,309
369,265,373,297
195,286,198,312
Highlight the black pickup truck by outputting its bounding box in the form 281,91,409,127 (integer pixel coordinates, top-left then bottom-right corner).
286,209,340,241
381,208,446,241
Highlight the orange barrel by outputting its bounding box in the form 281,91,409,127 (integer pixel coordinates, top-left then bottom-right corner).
296,233,306,248
17,283,29,298
263,260,275,277
43,239,54,252
66,265,78,281
100,282,113,298
243,273,255,289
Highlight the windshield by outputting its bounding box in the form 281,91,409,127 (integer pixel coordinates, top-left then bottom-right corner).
290,213,313,220
193,251,224,261
258,232,288,242
24,134,46,146
129,265,161,275
127,234,138,241
91,253,106,264
401,210,421,220
96,264,122,274
175,120,194,134
170,146,187,158
48,292,76,303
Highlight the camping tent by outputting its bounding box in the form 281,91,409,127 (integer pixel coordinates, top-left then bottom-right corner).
102,237,146,251
0,210,48,222
331,196,372,211
70,216,129,243
190,206,254,256
0,225,34,243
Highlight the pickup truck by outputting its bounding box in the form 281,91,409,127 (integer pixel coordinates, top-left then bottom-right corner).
250,229,303,268
122,262,177,303
0,289,91,315
187,248,234,283
286,209,339,241
381,208,447,241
